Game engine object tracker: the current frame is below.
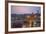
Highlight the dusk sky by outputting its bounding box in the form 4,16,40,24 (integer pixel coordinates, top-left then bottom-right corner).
11,6,41,14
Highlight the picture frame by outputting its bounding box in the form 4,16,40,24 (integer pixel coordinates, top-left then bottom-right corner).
5,0,45,34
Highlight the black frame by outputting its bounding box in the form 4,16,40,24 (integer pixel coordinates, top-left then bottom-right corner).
5,0,45,34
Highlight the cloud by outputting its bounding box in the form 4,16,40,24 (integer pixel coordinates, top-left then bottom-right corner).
11,6,40,14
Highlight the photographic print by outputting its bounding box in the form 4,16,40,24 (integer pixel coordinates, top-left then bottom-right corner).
11,5,41,28
7,2,45,33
